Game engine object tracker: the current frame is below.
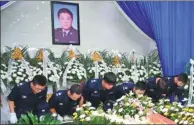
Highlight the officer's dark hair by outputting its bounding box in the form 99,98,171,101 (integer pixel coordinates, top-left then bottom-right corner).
176,73,188,84
135,81,147,90
57,8,73,19
32,75,47,86
70,84,82,95
103,72,116,85
156,78,168,94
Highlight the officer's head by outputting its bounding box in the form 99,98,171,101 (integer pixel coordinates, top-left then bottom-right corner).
31,75,47,94
57,8,73,30
156,78,168,97
102,72,116,90
68,84,82,101
134,81,147,95
174,73,188,87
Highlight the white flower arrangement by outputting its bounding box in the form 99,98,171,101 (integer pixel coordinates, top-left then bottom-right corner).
30,61,63,85
64,60,87,83
47,62,62,84
148,61,163,77
87,61,111,79
111,92,154,121
127,64,148,83
1,64,8,83
8,60,31,85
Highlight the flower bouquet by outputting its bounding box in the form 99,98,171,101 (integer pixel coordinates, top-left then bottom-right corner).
87,61,111,79
64,60,87,83
154,99,194,124
111,91,154,123
0,64,8,84
148,61,163,77
73,102,118,125
86,50,110,79
8,60,31,85
7,47,32,85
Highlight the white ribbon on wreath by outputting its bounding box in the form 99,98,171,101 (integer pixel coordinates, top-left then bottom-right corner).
62,57,76,88
42,48,60,88
6,45,32,89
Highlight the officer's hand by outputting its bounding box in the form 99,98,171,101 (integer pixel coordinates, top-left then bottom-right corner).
57,114,64,121
10,113,18,123
51,113,57,118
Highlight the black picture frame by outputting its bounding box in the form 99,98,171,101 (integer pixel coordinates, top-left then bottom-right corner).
51,1,80,45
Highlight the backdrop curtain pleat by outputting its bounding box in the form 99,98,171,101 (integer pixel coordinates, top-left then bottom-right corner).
117,1,194,76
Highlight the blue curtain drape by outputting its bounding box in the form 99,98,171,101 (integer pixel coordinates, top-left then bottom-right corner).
0,1,9,6
117,1,194,76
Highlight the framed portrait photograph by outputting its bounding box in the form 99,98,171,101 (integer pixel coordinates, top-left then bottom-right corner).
51,1,80,45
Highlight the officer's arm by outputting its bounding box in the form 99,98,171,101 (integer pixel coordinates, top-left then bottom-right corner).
48,93,58,114
79,96,84,107
7,85,19,113
82,81,91,101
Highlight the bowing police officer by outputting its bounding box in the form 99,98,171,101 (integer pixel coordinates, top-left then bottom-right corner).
8,75,49,123
82,72,117,111
145,76,169,103
48,84,84,121
166,73,188,104
115,81,147,99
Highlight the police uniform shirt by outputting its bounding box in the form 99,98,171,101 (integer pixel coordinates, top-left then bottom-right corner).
145,77,162,102
115,82,135,99
166,76,184,103
54,27,78,44
48,90,80,116
82,79,116,109
7,82,48,118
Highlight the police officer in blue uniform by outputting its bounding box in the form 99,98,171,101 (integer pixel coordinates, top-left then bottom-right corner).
166,73,188,104
48,84,84,121
115,81,147,99
82,72,117,111
145,76,169,103
54,8,79,44
8,75,48,123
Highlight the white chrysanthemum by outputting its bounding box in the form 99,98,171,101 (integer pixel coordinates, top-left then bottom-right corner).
89,107,96,110
113,102,118,106
17,72,22,75
76,107,82,111
164,99,170,102
138,110,144,116
174,119,179,123
183,120,188,124
162,108,168,112
1,75,5,79
25,79,29,82
85,117,91,121
12,73,17,77
86,102,92,107
79,114,86,119
91,111,98,116
118,108,123,113
15,79,20,83
38,62,42,65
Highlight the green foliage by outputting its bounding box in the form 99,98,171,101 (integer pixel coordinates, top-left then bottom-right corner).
17,112,60,125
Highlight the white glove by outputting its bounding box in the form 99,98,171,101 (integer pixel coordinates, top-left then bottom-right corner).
57,114,64,121
51,113,57,118
63,115,73,121
10,113,17,123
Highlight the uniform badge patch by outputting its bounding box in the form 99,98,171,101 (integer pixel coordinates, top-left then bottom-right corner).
59,103,63,105
94,91,98,93
22,95,27,99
